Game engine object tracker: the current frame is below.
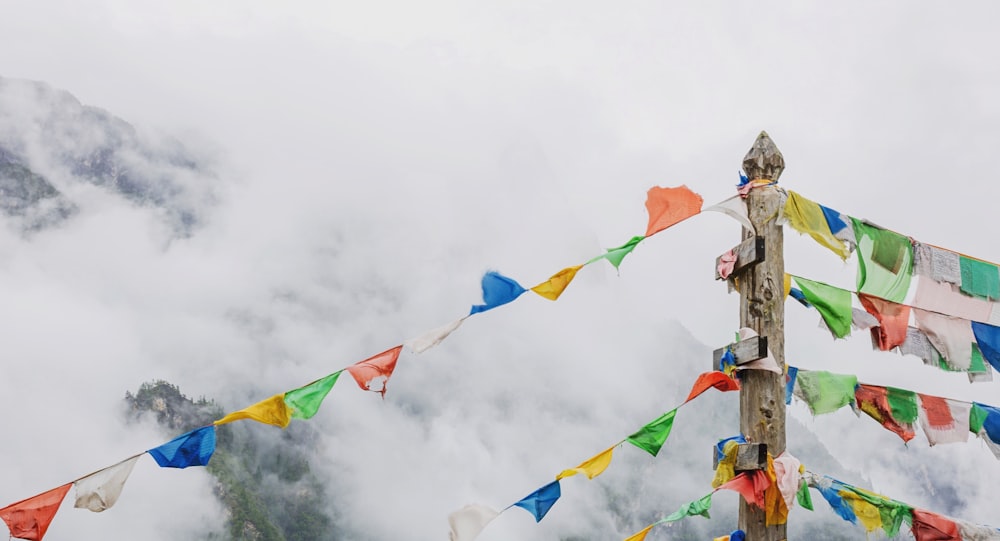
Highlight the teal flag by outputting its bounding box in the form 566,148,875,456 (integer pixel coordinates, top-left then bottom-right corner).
626,409,677,457
663,493,713,522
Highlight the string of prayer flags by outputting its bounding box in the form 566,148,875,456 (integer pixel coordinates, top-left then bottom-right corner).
511,481,561,522
0,483,72,541
623,492,715,541
73,455,141,512
530,265,582,301
911,508,961,541
447,504,500,541
345,345,403,398
406,318,465,354
215,394,292,428
284,371,342,420
918,395,971,446
858,293,911,351
643,185,703,237
556,445,615,480
469,271,526,315
148,426,216,469
792,276,852,339
792,370,857,415
626,410,676,457
853,385,917,442
782,190,852,259
589,236,645,270
852,218,913,303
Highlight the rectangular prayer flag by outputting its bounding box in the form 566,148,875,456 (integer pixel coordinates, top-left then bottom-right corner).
918,395,971,446
793,370,857,415
853,218,913,303
793,276,852,338
858,293,911,351
960,256,1000,300
783,191,851,259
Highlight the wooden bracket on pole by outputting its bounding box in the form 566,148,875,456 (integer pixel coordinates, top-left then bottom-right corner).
715,236,765,280
712,336,769,372
712,442,769,472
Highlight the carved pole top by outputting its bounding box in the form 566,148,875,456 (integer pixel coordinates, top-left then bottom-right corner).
742,131,784,182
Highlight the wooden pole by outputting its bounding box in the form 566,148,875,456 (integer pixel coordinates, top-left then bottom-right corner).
738,131,787,540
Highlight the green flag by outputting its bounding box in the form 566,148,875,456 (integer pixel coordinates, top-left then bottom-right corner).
885,387,918,424
794,370,857,415
793,276,853,338
626,409,677,457
284,371,342,419
853,218,913,303
663,493,712,522
588,236,645,269
971,402,990,434
796,480,813,511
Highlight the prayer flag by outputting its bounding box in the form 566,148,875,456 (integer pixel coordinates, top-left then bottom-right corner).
346,345,403,397
685,371,740,403
796,480,813,511
704,195,754,233
911,509,960,541
793,370,857,415
971,321,1000,372
783,191,851,259
530,265,582,301
960,256,1000,300
626,409,676,457
853,218,913,303
215,394,291,428
815,480,857,524
73,455,141,512
623,524,655,541
914,309,974,371
854,385,916,442
957,520,1000,540
406,318,465,353
858,293,911,351
0,483,71,541
556,445,615,480
763,456,788,526
588,236,645,270
718,472,769,509
447,504,499,541
838,490,882,533
643,185,703,237
843,486,911,538
772,453,801,510
785,367,798,406
470,271,526,315
148,426,216,468
792,276,852,339
512,481,561,522
918,395,970,446
284,372,342,420
971,403,1000,445
663,493,713,522
735,328,782,373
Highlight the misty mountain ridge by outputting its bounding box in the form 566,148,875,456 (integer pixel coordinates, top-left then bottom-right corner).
0,76,216,234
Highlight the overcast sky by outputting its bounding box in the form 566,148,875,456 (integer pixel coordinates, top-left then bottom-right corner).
1,2,999,539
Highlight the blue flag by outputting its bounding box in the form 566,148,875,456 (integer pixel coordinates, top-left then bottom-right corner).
819,204,848,234
817,481,857,524
148,426,216,468
512,480,561,522
972,321,1000,372
470,271,526,315
785,366,798,405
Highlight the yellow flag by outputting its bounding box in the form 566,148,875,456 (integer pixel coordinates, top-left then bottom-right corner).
840,490,883,532
556,445,614,480
623,524,655,541
215,394,292,428
783,191,850,260
783,273,791,298
531,265,583,301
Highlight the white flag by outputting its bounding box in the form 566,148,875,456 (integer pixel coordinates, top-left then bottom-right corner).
406,318,465,354
448,504,500,541
74,455,141,512
704,195,754,234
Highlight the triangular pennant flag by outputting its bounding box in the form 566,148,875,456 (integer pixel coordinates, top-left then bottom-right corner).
623,524,655,541
148,426,216,468
447,504,500,541
530,265,583,301
0,483,72,541
685,371,740,403
346,345,404,398
626,409,676,457
644,185,703,237
704,195,754,233
215,393,292,428
469,271,526,315
663,493,713,522
406,318,465,354
556,445,615,480
792,276,852,339
588,236,645,270
718,472,769,509
284,372,342,420
512,481,561,522
796,480,813,511
73,455,141,512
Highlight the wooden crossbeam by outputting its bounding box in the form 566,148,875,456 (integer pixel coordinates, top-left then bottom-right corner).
712,442,769,472
711,336,769,372
715,236,765,280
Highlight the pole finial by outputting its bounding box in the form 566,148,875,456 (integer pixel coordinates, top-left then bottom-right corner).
742,131,784,182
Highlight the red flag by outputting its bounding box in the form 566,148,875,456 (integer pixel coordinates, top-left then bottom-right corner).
911,509,960,541
644,185,703,237
859,294,911,351
685,372,740,403
346,346,403,397
0,483,71,541
854,385,916,442
717,472,770,509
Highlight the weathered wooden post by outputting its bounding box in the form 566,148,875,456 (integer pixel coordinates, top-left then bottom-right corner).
714,131,787,540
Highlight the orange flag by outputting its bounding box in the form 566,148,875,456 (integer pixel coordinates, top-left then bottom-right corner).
644,185,704,237
531,266,583,301
717,472,770,509
0,483,72,541
685,372,741,403
346,346,404,397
